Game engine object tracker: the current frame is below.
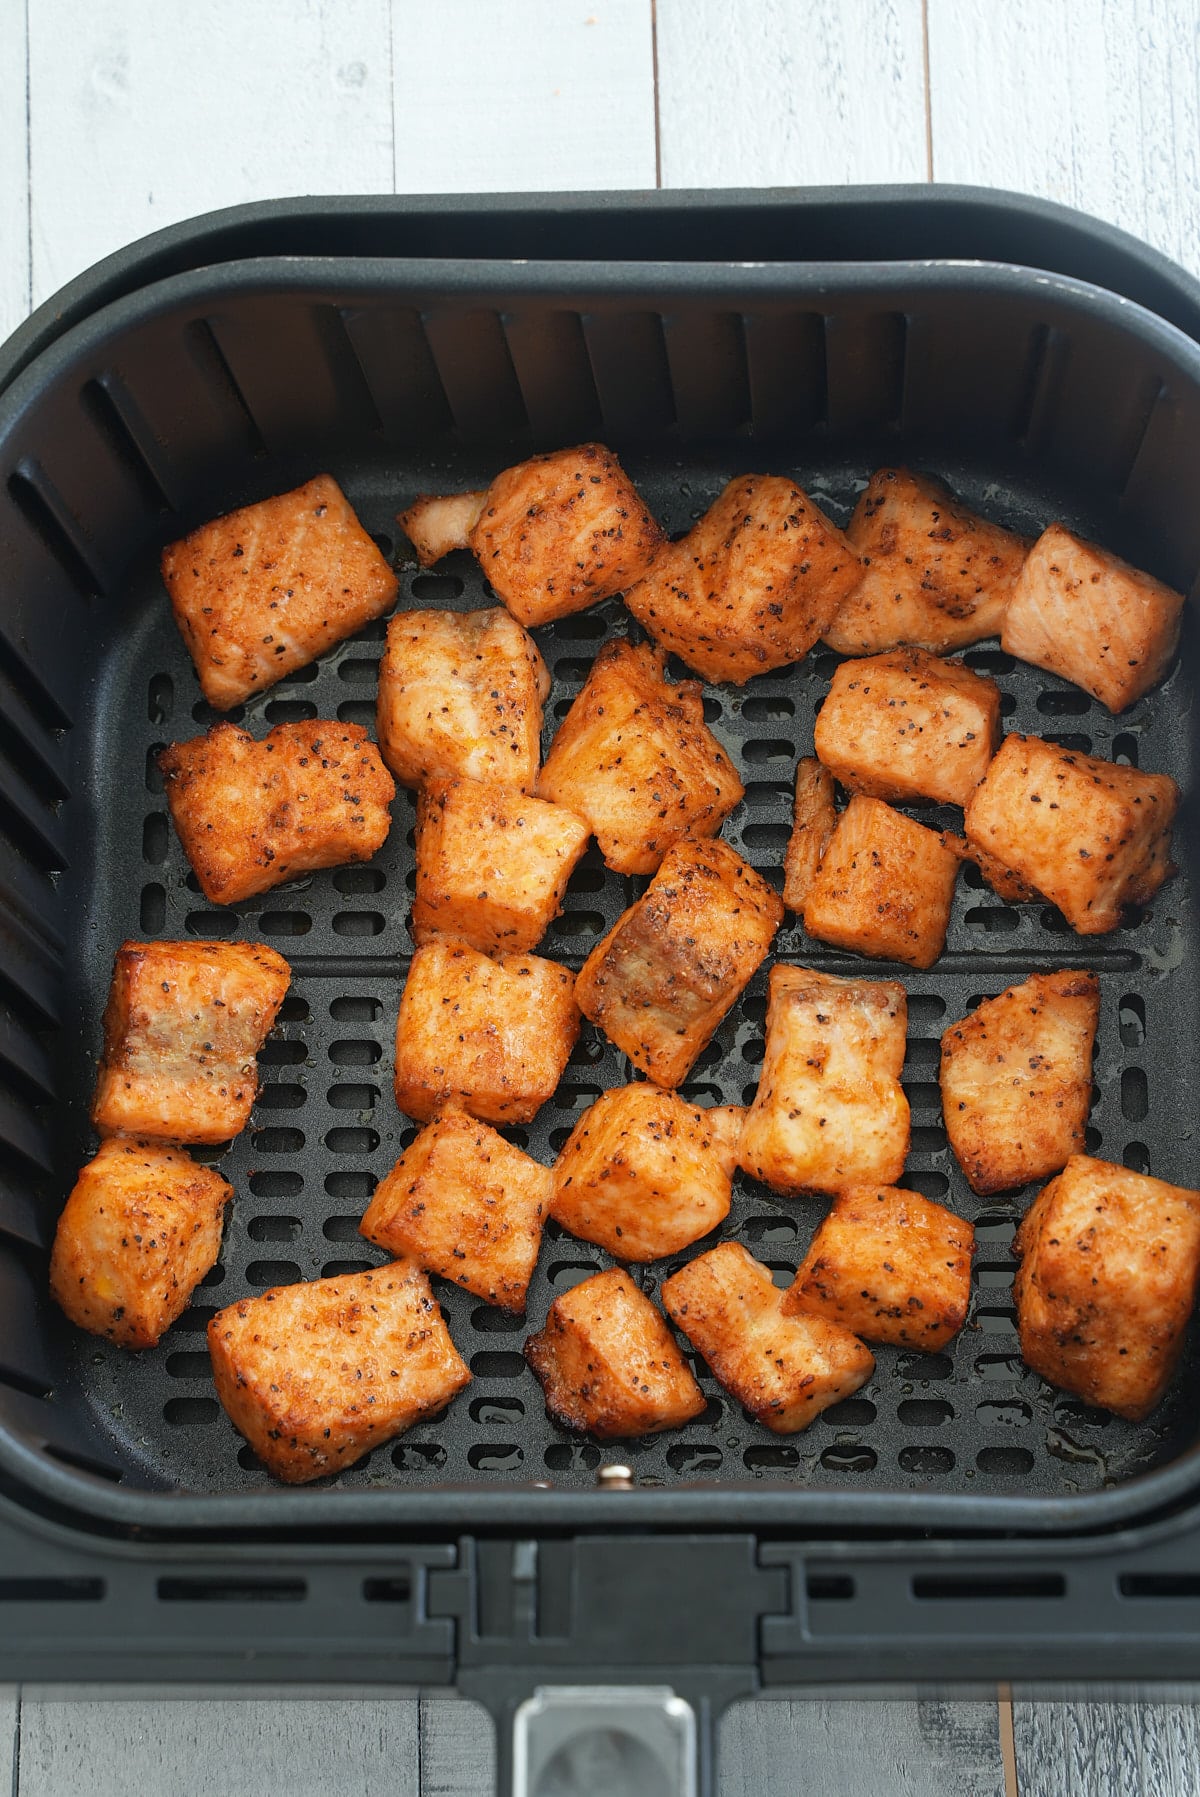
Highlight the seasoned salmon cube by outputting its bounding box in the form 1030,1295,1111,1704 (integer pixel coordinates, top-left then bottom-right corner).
159,721,394,905
624,475,864,685
525,1267,704,1438
738,965,909,1198
536,639,744,875
401,444,663,627
784,1186,974,1352
552,1086,744,1261
412,777,590,954
162,475,398,710
802,794,960,969
50,1139,232,1350
824,467,1029,655
941,971,1100,1194
208,1262,470,1484
661,1243,874,1433
92,940,291,1144
814,648,1001,808
376,607,550,793
964,734,1179,934
1002,523,1184,713
361,1110,550,1312
575,837,783,1087
782,757,836,913
949,834,1040,904
1014,1155,1200,1421
393,939,579,1125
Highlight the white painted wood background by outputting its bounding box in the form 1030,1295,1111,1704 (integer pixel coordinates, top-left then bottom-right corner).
1,0,1199,1791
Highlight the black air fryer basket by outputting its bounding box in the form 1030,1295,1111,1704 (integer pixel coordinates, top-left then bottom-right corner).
3,187,1200,1793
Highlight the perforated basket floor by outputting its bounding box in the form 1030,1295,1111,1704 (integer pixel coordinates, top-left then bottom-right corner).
44,452,1198,1499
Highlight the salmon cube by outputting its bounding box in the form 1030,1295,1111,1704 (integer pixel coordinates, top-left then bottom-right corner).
1014,1155,1200,1421
412,777,590,954
784,1186,974,1352
162,475,398,710
92,940,291,1144
802,794,960,969
814,648,1001,808
401,443,663,627
524,1267,704,1438
824,467,1029,655
376,607,551,793
1002,523,1184,713
782,758,836,913
536,639,743,876
50,1139,232,1349
551,1086,744,1261
661,1243,874,1433
739,965,909,1198
159,721,394,904
624,475,864,685
941,971,1100,1194
361,1109,551,1312
575,837,783,1087
950,834,1040,904
393,939,579,1125
964,734,1179,934
208,1262,470,1483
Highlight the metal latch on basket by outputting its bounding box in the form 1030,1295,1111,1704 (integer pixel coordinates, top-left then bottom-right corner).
512,1686,697,1797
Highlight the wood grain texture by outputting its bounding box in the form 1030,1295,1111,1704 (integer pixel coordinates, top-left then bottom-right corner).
718,1697,1006,1797
0,1686,16,1794
1013,1697,1200,1797
0,0,29,345
655,0,928,188
419,1694,495,1795
27,0,394,305
390,0,656,193
16,1695,420,1797
927,0,1200,278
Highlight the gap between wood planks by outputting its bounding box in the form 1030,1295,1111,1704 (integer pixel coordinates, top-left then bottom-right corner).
999,1684,1019,1797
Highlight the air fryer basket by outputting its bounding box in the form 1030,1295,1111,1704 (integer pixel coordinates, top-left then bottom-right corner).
0,251,1199,1552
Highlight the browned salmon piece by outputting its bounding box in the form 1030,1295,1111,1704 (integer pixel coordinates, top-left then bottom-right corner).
50,1138,232,1350
208,1262,470,1483
814,648,1002,808
525,1267,705,1438
964,734,1179,934
361,1109,551,1313
412,777,590,955
784,1186,974,1352
1014,1155,1200,1421
536,638,743,876
92,940,291,1144
738,965,909,1198
159,720,394,904
802,794,960,969
941,971,1100,1194
551,1085,744,1261
624,475,864,685
376,607,550,793
824,468,1029,655
662,1243,874,1433
393,939,580,1125
400,443,663,627
575,836,783,1088
782,758,837,913
162,475,398,709
1001,522,1184,713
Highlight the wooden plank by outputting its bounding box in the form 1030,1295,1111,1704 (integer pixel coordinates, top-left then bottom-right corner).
390,0,656,194
927,0,1200,279
0,0,29,345
719,1697,1006,1797
26,0,394,307
1013,1696,1200,1797
16,1694,420,1797
419,1694,495,1795
655,0,929,188
0,1685,16,1793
